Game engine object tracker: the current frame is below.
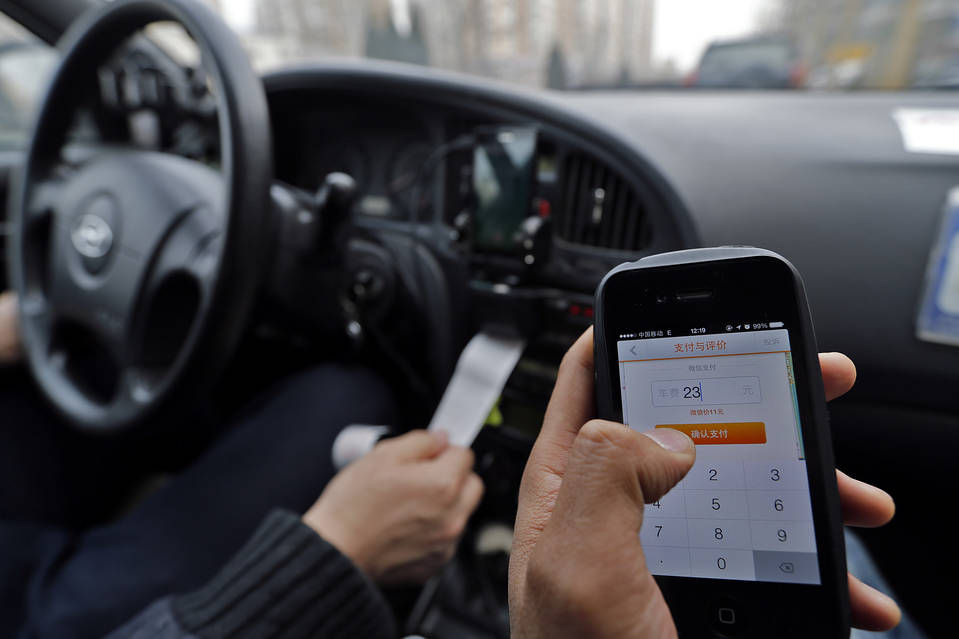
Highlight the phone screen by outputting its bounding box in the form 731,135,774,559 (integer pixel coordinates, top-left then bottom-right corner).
472,127,537,252
617,326,821,585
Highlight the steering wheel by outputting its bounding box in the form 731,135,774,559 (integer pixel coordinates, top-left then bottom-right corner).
8,0,272,432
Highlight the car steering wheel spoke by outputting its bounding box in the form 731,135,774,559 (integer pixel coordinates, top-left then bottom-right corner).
142,203,222,301
17,292,58,353
129,204,222,371
115,364,164,412
25,176,67,220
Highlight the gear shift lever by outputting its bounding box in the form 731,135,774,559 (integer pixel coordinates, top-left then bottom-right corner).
314,172,357,252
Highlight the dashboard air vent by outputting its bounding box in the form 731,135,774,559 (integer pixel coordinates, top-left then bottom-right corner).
557,153,651,251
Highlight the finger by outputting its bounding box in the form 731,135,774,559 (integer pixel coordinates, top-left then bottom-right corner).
513,420,693,631
552,421,696,532
426,446,475,485
849,572,901,631
379,429,448,462
511,328,595,587
539,327,596,454
453,472,485,519
819,352,856,401
516,328,595,518
837,470,895,527
442,473,485,544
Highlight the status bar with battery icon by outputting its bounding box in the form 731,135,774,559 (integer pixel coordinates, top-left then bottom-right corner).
724,321,784,331
618,322,785,340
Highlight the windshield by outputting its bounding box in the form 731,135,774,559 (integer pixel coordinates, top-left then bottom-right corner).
201,0,959,90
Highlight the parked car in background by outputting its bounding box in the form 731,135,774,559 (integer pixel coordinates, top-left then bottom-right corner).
687,35,805,89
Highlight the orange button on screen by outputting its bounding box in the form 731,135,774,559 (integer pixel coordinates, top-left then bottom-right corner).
655,422,766,445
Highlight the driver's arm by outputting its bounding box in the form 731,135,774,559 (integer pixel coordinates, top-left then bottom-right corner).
106,430,482,639
106,510,398,639
0,292,20,364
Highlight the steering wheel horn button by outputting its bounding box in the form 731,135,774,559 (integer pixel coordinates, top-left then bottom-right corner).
71,195,119,273
72,213,114,259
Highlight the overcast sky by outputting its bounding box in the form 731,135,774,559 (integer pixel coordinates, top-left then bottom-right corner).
652,0,770,72
218,0,254,32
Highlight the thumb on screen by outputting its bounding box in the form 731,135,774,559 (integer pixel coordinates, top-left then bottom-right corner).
514,422,695,638
550,421,696,537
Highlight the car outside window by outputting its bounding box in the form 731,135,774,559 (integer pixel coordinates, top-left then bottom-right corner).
193,0,959,92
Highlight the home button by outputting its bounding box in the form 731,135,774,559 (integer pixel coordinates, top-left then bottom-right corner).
710,598,744,636
718,607,736,624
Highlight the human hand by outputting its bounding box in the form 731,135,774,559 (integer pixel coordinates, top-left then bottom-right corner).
0,292,20,364
304,429,484,585
820,354,899,632
508,328,900,638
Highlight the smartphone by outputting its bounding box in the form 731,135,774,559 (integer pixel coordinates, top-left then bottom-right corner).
594,247,849,638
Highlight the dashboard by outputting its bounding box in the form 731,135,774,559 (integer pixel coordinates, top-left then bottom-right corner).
273,101,435,218
267,64,695,290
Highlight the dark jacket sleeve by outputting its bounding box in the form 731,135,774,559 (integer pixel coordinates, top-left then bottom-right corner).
105,510,395,639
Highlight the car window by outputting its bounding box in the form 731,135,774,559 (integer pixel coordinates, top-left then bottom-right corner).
191,0,959,91
0,14,57,151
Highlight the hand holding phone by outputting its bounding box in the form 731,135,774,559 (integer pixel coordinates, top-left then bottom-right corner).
509,248,900,639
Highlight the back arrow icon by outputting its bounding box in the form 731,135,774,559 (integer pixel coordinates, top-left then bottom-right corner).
630,345,638,357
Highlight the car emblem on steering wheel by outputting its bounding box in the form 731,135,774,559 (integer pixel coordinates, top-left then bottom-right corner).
71,213,114,259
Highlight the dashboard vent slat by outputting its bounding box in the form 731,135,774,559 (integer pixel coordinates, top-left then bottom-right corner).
576,156,595,244
556,152,650,252
611,176,629,250
598,169,617,248
623,198,641,250
562,154,581,241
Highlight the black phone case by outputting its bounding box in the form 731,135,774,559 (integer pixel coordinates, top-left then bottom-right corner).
593,246,850,638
